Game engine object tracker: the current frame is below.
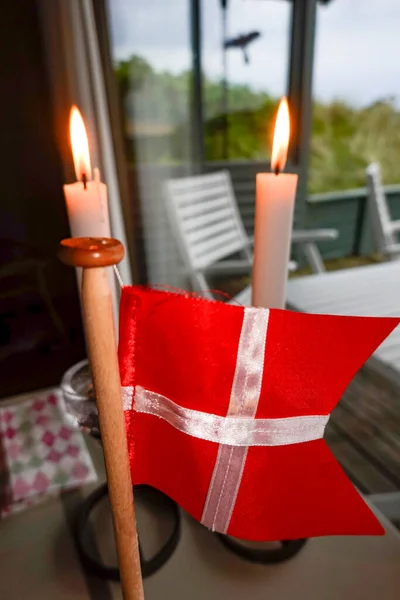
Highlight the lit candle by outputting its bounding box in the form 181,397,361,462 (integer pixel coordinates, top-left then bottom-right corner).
63,106,118,322
64,106,111,240
252,97,298,309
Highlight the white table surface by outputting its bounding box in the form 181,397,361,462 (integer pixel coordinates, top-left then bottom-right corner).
141,511,400,600
1,423,400,600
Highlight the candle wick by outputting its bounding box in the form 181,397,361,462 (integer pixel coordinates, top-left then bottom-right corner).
274,164,280,176
82,173,87,190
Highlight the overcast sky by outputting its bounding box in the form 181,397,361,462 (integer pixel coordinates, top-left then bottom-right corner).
108,0,400,107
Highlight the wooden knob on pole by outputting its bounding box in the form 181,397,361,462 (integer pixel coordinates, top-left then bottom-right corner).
59,237,144,600
58,236,125,268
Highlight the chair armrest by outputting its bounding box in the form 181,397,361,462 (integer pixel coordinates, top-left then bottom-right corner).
389,221,400,234
203,259,297,276
204,260,252,277
291,229,339,244
385,243,400,256
249,229,338,246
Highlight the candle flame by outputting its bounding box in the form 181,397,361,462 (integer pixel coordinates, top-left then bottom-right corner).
69,106,92,182
271,97,290,174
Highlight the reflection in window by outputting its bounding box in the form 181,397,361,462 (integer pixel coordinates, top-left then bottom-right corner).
310,0,400,193
108,0,191,166
107,0,193,288
106,0,292,290
202,0,291,161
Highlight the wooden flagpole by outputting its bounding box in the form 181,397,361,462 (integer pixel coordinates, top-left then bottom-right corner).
59,237,144,600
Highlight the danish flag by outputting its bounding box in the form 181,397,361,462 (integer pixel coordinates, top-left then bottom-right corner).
119,286,398,541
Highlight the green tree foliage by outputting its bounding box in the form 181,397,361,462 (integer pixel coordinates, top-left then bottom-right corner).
115,56,400,192
309,98,400,193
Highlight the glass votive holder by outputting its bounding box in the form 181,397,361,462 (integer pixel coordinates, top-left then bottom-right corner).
60,359,100,438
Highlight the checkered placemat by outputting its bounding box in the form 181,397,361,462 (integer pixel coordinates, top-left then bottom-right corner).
0,390,97,517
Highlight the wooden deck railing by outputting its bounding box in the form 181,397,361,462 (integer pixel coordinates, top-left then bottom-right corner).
307,184,400,259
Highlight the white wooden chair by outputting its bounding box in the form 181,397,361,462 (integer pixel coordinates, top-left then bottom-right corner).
366,162,400,260
165,171,338,299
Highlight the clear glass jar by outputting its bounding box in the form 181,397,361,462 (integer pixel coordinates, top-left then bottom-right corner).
60,359,100,437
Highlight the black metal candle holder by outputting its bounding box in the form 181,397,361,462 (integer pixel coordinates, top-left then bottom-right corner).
216,534,307,564
74,483,181,579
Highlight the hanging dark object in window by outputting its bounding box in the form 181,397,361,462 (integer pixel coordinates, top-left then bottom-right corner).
224,31,261,64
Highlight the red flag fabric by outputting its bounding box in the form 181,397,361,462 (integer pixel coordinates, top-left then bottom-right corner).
119,286,399,541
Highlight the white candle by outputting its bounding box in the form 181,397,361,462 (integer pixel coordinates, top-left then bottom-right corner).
64,168,110,239
63,107,118,323
252,98,298,309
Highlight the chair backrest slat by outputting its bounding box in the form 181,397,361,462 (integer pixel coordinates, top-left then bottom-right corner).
183,206,234,231
186,219,240,246
366,162,397,254
175,184,229,206
165,171,249,271
178,196,230,220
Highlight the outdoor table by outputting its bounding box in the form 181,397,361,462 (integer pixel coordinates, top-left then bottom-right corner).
1,393,400,600
235,261,400,385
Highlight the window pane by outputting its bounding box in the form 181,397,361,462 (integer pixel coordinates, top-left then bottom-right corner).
105,0,292,293
108,0,192,165
202,0,292,161
310,0,400,193
106,0,193,287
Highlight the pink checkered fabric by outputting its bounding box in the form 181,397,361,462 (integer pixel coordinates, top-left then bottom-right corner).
0,390,97,517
